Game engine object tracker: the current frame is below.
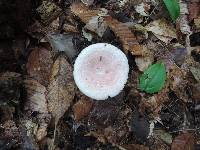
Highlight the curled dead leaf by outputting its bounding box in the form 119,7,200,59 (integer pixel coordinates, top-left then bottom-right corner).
104,16,143,55
47,54,76,125
71,2,143,55
145,19,177,43
171,133,195,150
24,79,51,141
73,96,94,121
26,48,53,87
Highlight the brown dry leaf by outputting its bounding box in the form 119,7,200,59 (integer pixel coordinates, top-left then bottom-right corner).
47,55,76,125
24,79,51,141
135,46,154,71
104,16,143,55
73,96,94,121
168,65,189,102
189,2,200,21
24,79,49,114
71,3,143,55
26,47,53,87
71,3,100,24
145,19,177,43
171,133,195,150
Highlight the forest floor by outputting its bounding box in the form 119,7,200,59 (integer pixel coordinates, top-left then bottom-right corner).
0,0,200,150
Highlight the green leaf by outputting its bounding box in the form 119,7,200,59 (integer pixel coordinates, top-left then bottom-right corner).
139,63,166,94
163,0,180,21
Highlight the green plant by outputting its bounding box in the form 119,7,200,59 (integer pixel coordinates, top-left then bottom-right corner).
163,0,180,21
139,62,167,94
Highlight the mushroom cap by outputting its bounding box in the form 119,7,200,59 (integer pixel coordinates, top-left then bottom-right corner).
73,43,129,100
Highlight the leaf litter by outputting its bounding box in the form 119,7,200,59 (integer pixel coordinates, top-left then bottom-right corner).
1,0,200,149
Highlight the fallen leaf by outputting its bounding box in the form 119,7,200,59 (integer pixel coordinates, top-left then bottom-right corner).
145,19,177,43
189,2,200,21
36,1,62,25
135,46,154,71
82,28,93,41
47,54,76,125
24,79,51,141
73,96,93,121
26,47,53,87
81,0,94,6
177,1,192,35
104,16,143,55
71,3,143,55
135,2,150,16
171,133,195,150
46,33,79,61
63,23,79,33
154,129,173,144
85,16,108,37
71,3,100,23
18,120,39,150
168,65,189,102
190,65,200,83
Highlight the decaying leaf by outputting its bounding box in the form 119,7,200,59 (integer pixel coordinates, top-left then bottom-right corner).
145,19,177,43
46,34,79,61
24,79,51,141
190,65,200,83
189,2,200,21
47,54,76,125
177,1,192,35
19,120,39,150
171,133,195,150
71,3,100,23
104,16,143,55
26,47,53,87
85,16,108,37
168,65,189,102
154,129,173,144
71,3,143,55
24,79,49,114
135,2,150,17
81,0,94,6
36,1,62,25
73,96,94,121
135,46,154,71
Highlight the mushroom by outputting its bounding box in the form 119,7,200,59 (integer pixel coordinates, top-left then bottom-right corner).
73,43,129,100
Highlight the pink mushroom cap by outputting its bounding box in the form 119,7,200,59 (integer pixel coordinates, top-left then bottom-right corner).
73,43,129,100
